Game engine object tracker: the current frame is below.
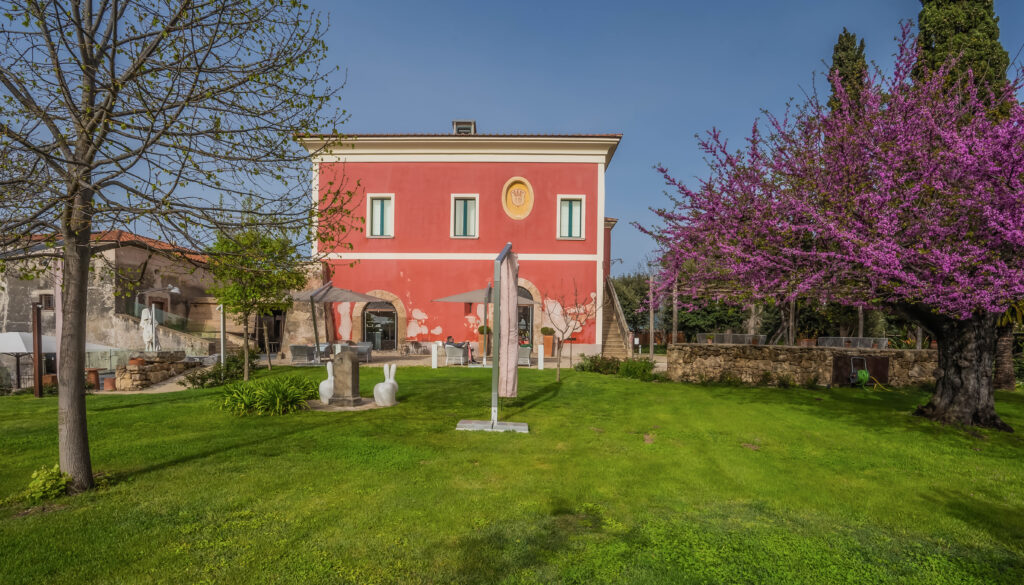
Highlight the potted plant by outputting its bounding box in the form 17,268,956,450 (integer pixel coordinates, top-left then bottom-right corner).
541,326,555,357
478,325,492,355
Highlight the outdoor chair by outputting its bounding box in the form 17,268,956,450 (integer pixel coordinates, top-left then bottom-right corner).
444,343,469,366
353,342,373,363
289,345,312,363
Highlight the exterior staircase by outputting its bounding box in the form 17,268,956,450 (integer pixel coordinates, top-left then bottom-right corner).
601,277,633,359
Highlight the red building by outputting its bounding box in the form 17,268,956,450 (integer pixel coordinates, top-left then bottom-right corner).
299,121,631,359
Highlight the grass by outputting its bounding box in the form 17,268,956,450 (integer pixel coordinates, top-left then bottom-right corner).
1,366,1023,584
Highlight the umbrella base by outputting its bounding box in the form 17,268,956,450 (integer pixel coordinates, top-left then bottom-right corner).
455,419,529,433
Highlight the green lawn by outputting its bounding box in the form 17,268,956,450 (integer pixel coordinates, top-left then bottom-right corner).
1,367,1023,584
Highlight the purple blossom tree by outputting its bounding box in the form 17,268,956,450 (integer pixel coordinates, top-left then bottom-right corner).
647,25,1023,431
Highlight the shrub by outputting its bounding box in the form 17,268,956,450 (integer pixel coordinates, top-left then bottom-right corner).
618,358,655,381
24,464,69,505
540,326,555,336
1014,357,1024,381
716,371,744,386
186,353,257,389
756,371,774,387
775,374,795,389
574,354,621,375
220,375,317,416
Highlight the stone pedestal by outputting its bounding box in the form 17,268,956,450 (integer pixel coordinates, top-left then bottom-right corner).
329,348,362,407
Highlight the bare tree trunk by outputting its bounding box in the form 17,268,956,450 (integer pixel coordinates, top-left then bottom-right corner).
671,282,678,345
242,316,251,381
262,317,273,371
915,313,1012,431
555,340,562,382
58,219,94,491
993,324,1014,390
857,307,864,337
787,299,796,345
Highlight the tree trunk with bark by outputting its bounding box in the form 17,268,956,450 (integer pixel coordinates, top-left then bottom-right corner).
242,316,251,381
58,217,95,491
915,313,1013,431
555,339,563,382
993,324,1014,390
262,317,273,371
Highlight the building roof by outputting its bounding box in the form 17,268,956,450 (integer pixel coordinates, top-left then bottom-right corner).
301,132,623,139
297,132,623,167
9,229,205,263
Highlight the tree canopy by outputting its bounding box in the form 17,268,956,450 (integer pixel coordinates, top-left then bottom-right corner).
645,24,1023,430
207,228,308,381
0,0,353,490
828,28,867,112
915,0,1009,93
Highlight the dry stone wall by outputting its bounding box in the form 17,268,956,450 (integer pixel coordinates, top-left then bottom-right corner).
667,343,938,387
114,351,200,391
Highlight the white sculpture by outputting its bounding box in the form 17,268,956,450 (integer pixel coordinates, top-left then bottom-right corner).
373,363,398,406
319,363,334,404
140,308,159,352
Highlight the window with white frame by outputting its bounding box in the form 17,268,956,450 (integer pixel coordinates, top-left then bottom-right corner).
557,195,585,239
367,194,394,238
451,194,478,238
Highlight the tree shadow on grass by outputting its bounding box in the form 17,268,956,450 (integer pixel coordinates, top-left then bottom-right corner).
925,489,1024,553
502,382,561,418
87,392,208,412
695,383,1024,444
114,416,337,482
450,498,608,584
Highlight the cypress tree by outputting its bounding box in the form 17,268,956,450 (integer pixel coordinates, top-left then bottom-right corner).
915,0,1009,93
828,28,867,112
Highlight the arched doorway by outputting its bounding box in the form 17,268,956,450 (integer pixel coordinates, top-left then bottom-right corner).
363,302,397,350
517,286,534,346
350,290,408,351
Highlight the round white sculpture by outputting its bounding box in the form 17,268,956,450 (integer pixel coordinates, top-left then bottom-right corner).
373,363,398,406
318,363,334,404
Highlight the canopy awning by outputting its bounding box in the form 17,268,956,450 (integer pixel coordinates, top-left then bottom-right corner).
291,284,387,304
432,287,534,305
0,332,118,355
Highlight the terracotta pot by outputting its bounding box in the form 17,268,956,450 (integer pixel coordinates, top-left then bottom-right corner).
930,340,938,349
85,368,100,389
103,377,116,391
128,358,146,366
543,335,555,357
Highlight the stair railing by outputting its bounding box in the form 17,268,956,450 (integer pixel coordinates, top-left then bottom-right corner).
604,276,634,358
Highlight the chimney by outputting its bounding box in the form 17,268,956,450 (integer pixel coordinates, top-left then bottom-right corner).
452,120,476,135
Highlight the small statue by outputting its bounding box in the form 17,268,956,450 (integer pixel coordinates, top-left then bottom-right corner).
140,308,159,352
319,363,334,404
373,363,398,406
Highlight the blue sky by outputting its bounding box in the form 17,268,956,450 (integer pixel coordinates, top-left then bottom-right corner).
312,0,1024,275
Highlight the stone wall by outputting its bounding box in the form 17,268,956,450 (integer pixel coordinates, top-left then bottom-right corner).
114,351,200,391
103,313,214,356
667,343,938,387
